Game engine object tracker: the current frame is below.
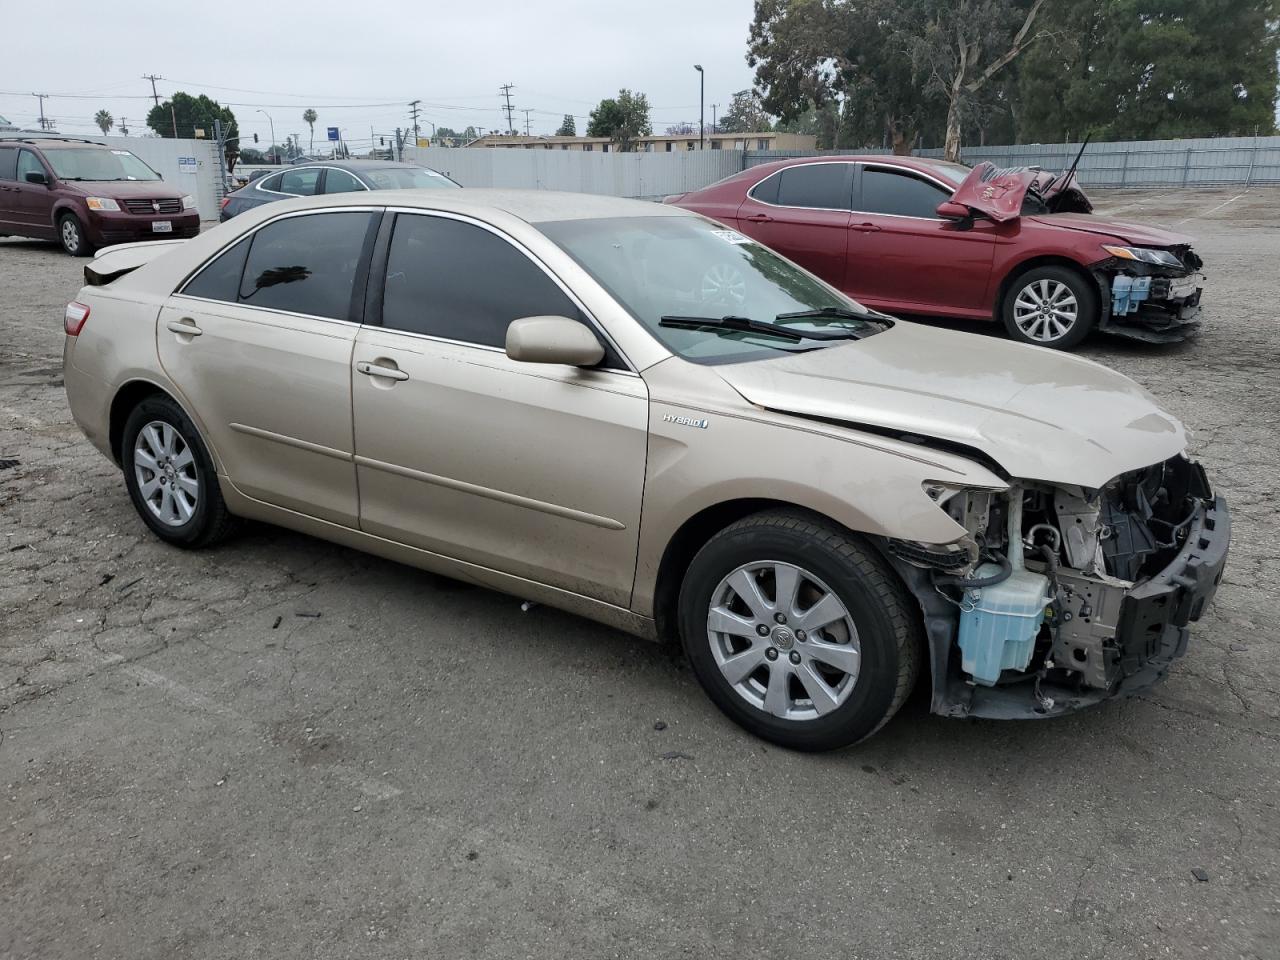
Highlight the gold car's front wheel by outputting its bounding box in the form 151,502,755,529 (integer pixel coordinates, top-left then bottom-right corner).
678,511,921,751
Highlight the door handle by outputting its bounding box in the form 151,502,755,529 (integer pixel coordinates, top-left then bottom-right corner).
743,213,773,223
356,360,409,382
165,317,203,337
853,222,882,233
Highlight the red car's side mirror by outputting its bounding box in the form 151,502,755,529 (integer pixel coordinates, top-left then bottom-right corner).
935,200,972,221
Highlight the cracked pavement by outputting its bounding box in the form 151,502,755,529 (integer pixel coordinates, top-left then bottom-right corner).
2,191,1279,959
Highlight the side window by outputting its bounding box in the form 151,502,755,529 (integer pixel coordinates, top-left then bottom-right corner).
278,168,320,196
182,236,250,302
748,171,781,205
858,168,949,218
381,214,614,363
323,169,365,194
774,164,850,209
0,148,16,181
259,172,284,191
238,211,376,320
16,150,44,182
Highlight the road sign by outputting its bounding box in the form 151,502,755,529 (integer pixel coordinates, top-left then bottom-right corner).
327,127,340,142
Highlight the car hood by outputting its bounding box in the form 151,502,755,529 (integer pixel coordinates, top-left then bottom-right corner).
712,321,1186,488
1024,212,1194,247
950,161,1094,222
63,180,184,200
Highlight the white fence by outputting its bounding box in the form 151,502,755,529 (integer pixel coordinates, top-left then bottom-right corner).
93,136,224,218
401,146,741,199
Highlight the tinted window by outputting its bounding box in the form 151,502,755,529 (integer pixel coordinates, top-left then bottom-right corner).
323,169,365,194
259,172,284,191
362,167,459,190
859,168,948,218
749,172,780,205
183,237,250,301
0,148,15,181
17,150,44,181
775,164,849,209
239,211,376,320
278,168,320,196
382,214,587,351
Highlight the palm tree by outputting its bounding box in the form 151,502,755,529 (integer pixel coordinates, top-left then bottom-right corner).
303,109,318,155
94,110,113,135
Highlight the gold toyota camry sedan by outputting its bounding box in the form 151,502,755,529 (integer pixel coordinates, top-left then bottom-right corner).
62,190,1229,750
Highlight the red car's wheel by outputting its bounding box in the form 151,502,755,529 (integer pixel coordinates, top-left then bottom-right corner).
1001,265,1098,350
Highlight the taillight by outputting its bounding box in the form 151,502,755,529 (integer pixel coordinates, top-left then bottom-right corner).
220,197,231,209
64,301,90,336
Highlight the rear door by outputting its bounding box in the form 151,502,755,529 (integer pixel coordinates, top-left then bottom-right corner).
158,208,379,526
733,162,853,288
350,210,648,606
845,163,998,314
0,147,19,233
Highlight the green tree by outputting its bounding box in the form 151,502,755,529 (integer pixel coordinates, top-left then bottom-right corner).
146,92,240,169
749,0,1047,157
718,89,772,133
587,89,652,150
303,108,318,154
93,110,113,135
556,114,577,136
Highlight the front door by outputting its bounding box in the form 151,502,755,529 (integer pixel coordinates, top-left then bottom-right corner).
734,162,854,288
12,149,55,237
844,164,998,314
351,211,649,607
157,209,379,526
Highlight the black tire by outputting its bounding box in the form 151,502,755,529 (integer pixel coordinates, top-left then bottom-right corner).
58,213,93,257
121,394,237,548
1000,264,1097,350
678,511,921,751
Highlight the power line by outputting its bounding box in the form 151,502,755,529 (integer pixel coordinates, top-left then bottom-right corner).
31,93,52,130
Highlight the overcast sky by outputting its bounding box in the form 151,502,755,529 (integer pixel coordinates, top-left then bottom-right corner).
1,0,760,150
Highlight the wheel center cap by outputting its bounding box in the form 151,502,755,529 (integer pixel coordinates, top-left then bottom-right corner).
771,625,795,650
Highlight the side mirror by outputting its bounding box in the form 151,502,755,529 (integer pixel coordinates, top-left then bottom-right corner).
506,315,605,367
935,200,973,221
24,171,48,185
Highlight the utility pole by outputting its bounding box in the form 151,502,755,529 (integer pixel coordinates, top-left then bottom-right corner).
693,65,704,149
119,117,129,136
522,109,532,137
499,84,516,135
408,99,421,144
31,93,51,131
142,74,162,106
711,104,718,135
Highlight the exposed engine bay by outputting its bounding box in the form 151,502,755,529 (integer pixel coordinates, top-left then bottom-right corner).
887,454,1230,719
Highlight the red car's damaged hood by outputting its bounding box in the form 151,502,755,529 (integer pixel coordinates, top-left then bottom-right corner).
1024,212,1195,247
950,161,1093,222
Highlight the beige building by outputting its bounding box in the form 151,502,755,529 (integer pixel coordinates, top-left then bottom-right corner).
465,131,816,152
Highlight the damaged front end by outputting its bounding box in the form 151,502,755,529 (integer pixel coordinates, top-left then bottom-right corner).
1092,245,1205,344
887,455,1229,720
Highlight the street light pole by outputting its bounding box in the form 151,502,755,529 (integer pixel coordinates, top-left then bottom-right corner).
694,65,704,149
257,108,277,163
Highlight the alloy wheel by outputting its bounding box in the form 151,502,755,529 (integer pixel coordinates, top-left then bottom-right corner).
706,560,861,721
61,219,80,253
133,420,199,526
1013,278,1079,343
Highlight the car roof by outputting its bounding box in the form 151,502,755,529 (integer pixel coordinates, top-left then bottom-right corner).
250,188,693,224
285,159,431,172
737,153,968,181
0,137,111,149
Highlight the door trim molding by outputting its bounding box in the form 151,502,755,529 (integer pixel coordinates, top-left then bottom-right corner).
353,454,626,531
229,421,353,461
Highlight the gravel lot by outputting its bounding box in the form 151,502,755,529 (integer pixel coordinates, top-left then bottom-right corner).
2,190,1278,960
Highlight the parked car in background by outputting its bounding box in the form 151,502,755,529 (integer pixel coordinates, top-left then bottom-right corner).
669,156,1204,349
61,190,1227,750
0,137,199,255
219,159,459,220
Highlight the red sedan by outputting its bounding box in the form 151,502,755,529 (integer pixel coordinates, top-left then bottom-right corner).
668,155,1204,350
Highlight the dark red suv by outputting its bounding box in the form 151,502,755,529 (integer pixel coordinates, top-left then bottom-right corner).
0,138,200,256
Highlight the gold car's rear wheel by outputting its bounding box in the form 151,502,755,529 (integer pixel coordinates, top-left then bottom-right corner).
678,511,921,751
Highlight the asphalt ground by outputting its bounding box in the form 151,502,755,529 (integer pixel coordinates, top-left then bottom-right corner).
2,189,1278,959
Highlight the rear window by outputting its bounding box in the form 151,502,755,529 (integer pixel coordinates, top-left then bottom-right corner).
238,211,375,319
752,164,851,210
0,148,15,181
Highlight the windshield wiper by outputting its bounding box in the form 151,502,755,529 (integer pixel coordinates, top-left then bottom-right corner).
775,305,893,329
659,314,862,342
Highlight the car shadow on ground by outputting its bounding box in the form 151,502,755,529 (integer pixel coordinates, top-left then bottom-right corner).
899,311,1202,358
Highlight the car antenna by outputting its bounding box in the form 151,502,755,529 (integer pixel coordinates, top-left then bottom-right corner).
1061,132,1091,190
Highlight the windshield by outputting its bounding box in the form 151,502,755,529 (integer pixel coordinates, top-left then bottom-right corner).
41,147,161,182
363,167,459,190
916,159,971,186
538,216,883,364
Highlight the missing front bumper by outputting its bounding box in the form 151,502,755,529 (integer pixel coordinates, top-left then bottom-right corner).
1099,270,1205,343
